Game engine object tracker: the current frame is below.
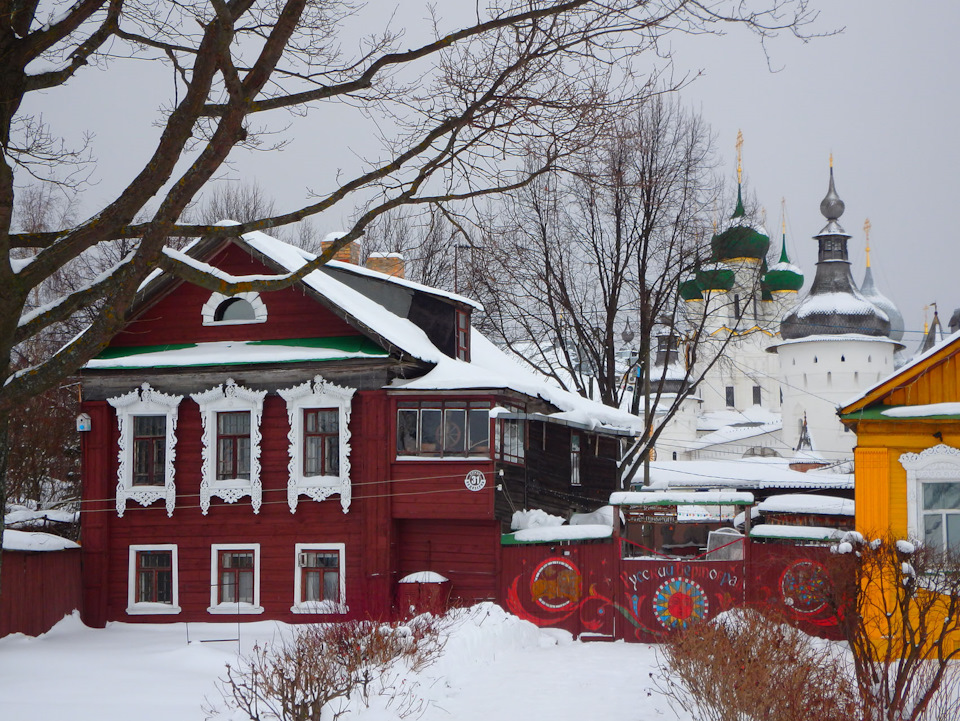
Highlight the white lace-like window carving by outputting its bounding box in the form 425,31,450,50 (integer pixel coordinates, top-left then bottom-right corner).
108,383,183,517
278,376,355,514
201,291,267,326
191,379,267,514
901,443,960,553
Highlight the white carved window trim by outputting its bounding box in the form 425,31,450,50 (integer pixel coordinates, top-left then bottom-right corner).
127,544,180,615
900,443,960,548
291,542,348,615
191,379,267,514
201,291,268,326
278,375,355,514
107,383,183,517
208,543,263,615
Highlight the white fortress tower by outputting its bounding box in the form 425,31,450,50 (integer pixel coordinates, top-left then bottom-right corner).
770,163,901,460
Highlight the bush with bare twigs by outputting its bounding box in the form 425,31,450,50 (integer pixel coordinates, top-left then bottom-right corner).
206,615,446,721
827,532,960,721
655,607,860,721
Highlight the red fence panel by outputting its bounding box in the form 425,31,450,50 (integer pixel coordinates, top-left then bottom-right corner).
746,542,843,640
0,549,82,638
500,543,619,639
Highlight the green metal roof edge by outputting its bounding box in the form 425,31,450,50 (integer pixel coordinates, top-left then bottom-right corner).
89,336,389,370
249,336,388,355
841,405,960,421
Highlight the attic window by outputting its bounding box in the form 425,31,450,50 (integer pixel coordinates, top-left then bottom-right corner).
455,309,470,361
202,292,267,326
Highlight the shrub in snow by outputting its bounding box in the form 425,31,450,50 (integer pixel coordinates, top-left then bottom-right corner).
655,607,859,721
207,616,446,720
825,533,960,721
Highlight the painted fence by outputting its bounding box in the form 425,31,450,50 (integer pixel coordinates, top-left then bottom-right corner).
500,539,843,642
0,548,82,637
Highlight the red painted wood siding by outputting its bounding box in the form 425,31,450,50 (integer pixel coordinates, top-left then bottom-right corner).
113,243,359,348
388,461,495,520
83,390,398,624
0,549,82,637
396,519,500,605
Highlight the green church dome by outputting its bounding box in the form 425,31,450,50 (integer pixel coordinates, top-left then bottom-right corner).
711,186,770,262
764,232,804,292
679,276,703,301
696,264,735,292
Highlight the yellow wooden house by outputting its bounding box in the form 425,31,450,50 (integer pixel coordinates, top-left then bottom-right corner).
840,332,960,659
840,332,960,549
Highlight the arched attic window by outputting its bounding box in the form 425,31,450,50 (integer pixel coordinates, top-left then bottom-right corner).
201,291,268,326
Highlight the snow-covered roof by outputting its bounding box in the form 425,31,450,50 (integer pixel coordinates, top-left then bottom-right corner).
756,494,854,516
2,529,80,552
392,331,644,433
634,459,854,490
684,418,782,451
881,403,960,418
610,490,755,506
792,291,889,321
697,405,779,432
85,337,387,370
398,571,449,584
501,524,613,545
769,333,902,354
749,524,845,542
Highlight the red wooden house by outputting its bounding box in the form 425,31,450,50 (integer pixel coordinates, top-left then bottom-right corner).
78,231,642,627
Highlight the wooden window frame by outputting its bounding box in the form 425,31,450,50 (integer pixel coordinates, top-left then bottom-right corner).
126,544,180,615
455,309,470,361
395,399,490,459
208,543,263,614
570,432,582,486
132,415,167,487
291,542,347,614
216,410,252,481
303,408,339,477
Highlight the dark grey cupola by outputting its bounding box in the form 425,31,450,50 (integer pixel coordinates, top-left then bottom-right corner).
780,165,891,340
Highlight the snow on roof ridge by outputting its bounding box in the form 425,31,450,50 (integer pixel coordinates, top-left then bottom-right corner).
240,231,444,365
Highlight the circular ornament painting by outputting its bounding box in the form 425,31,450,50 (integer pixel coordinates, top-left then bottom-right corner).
530,558,582,611
779,560,829,614
653,577,708,630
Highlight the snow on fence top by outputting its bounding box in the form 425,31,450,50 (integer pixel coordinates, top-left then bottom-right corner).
609,490,755,506
2,529,80,552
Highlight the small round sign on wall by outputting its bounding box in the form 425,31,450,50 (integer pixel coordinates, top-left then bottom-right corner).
464,469,486,492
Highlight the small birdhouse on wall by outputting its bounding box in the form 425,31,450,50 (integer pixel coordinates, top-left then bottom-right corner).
76,413,92,432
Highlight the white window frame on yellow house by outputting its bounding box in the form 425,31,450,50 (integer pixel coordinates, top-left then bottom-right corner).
900,443,960,553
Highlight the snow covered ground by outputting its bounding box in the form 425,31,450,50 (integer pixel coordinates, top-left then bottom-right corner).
0,604,678,721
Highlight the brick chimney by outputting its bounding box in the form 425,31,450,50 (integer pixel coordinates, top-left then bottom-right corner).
365,252,405,279
320,231,360,265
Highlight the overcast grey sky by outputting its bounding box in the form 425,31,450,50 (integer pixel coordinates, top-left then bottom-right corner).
25,1,958,347
669,1,960,347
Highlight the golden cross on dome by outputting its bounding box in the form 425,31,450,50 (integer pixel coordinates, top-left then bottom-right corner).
781,197,787,235
829,152,834,168
736,130,743,184
863,218,872,268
